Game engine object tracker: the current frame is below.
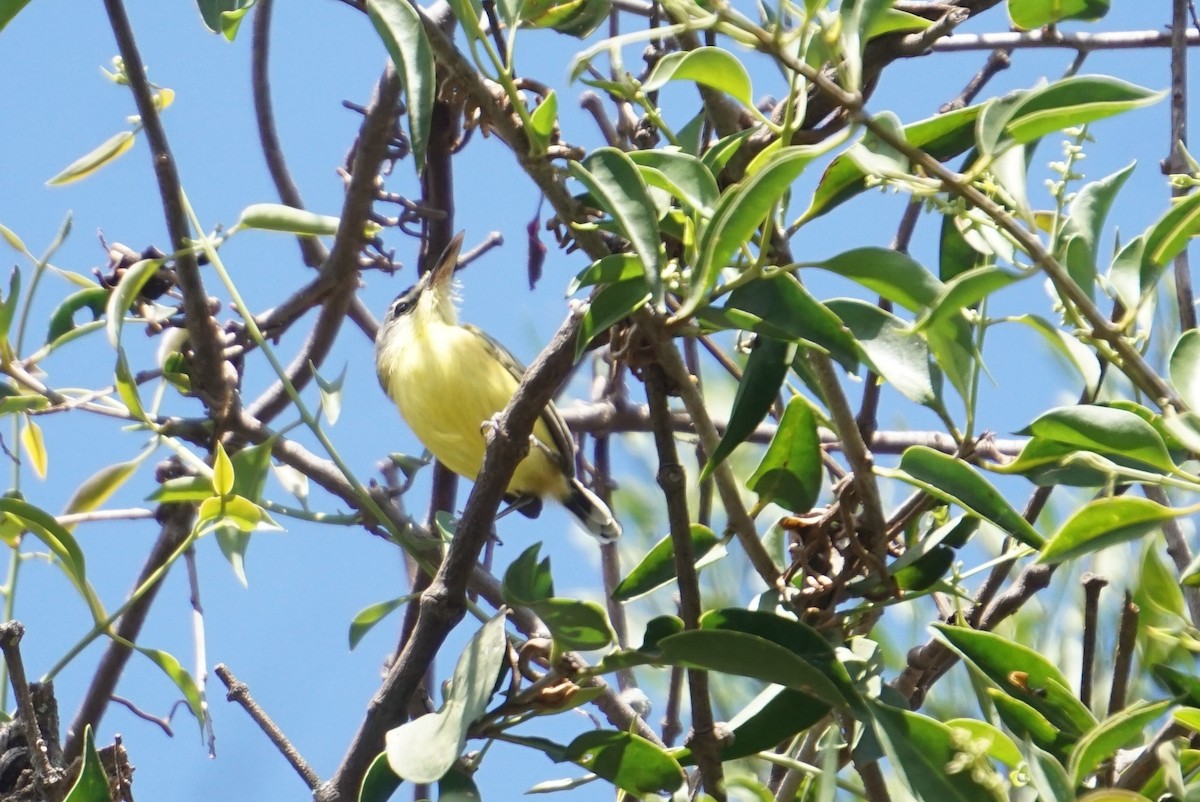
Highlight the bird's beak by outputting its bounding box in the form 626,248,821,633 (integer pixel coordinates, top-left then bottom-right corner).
426,232,465,292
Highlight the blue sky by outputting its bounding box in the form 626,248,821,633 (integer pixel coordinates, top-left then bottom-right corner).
0,2,1195,800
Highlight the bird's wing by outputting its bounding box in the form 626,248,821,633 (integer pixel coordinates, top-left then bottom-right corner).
464,324,576,478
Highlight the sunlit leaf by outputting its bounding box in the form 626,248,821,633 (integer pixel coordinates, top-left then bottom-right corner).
642,47,753,107
366,0,435,171
47,130,136,186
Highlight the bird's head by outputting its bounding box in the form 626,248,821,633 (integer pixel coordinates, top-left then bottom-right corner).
379,232,465,336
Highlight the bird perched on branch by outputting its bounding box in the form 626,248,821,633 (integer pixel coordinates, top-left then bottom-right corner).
375,232,620,542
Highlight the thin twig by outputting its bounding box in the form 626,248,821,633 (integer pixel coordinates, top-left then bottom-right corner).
103,0,234,422
1080,573,1108,710
1170,0,1196,331
216,664,322,790
1108,591,1139,718
931,28,1200,52
246,68,403,424
64,500,195,761
644,363,725,800
0,622,61,795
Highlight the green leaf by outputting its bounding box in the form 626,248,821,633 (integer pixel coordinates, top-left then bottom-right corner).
146,475,214,503
198,494,263,534
659,629,845,704
1005,76,1164,145
747,397,822,513
1146,191,1200,267
47,288,108,345
531,598,614,652
0,0,34,33
502,542,555,605
438,769,481,801
366,0,435,172
47,130,136,186
709,684,829,761
943,718,1023,768
612,524,722,601
800,104,981,223
933,623,1095,736
0,267,19,347
527,90,558,153
231,203,340,236
826,299,943,408
567,254,643,295
1009,0,1109,29
881,446,1044,548
62,457,143,530
1023,738,1076,800
62,726,110,802
104,256,165,349
349,595,419,650
870,700,1006,802
563,730,684,794
385,614,507,784
1008,315,1101,399
701,337,794,481
1039,497,1185,565
813,247,943,312
1138,544,1185,618
917,265,1025,331
1019,405,1175,473
359,752,404,802
213,442,235,497
137,646,207,728
627,149,719,215
1061,161,1136,291
642,47,753,107
20,418,46,479
1170,330,1200,410
719,275,859,371
571,148,663,298
230,440,274,503
1068,699,1174,786
315,363,347,426
575,278,652,359
682,146,824,321
219,1,257,40
990,689,1069,754
114,352,146,422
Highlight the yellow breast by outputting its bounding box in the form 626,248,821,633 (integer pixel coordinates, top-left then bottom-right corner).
377,318,569,500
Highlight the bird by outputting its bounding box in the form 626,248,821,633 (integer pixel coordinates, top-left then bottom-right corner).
374,232,621,542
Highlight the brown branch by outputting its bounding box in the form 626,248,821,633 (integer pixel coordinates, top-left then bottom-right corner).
317,310,583,802
103,0,234,424
1169,0,1196,331
643,314,782,589
216,664,322,790
0,622,61,795
1080,573,1107,710
63,500,195,762
644,363,725,800
932,28,1200,52
246,69,403,424
1108,592,1139,718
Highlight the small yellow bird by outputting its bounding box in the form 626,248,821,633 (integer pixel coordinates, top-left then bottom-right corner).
375,233,621,542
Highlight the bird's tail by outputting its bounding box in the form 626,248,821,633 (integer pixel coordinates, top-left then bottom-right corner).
563,479,621,542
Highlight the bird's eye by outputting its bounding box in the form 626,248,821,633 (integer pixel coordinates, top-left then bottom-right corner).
391,298,412,316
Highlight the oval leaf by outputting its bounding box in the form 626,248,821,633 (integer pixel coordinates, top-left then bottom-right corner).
642,47,753,107
884,446,1044,548
366,0,434,171
47,130,136,186
701,336,794,481
747,396,822,513
1039,496,1186,565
